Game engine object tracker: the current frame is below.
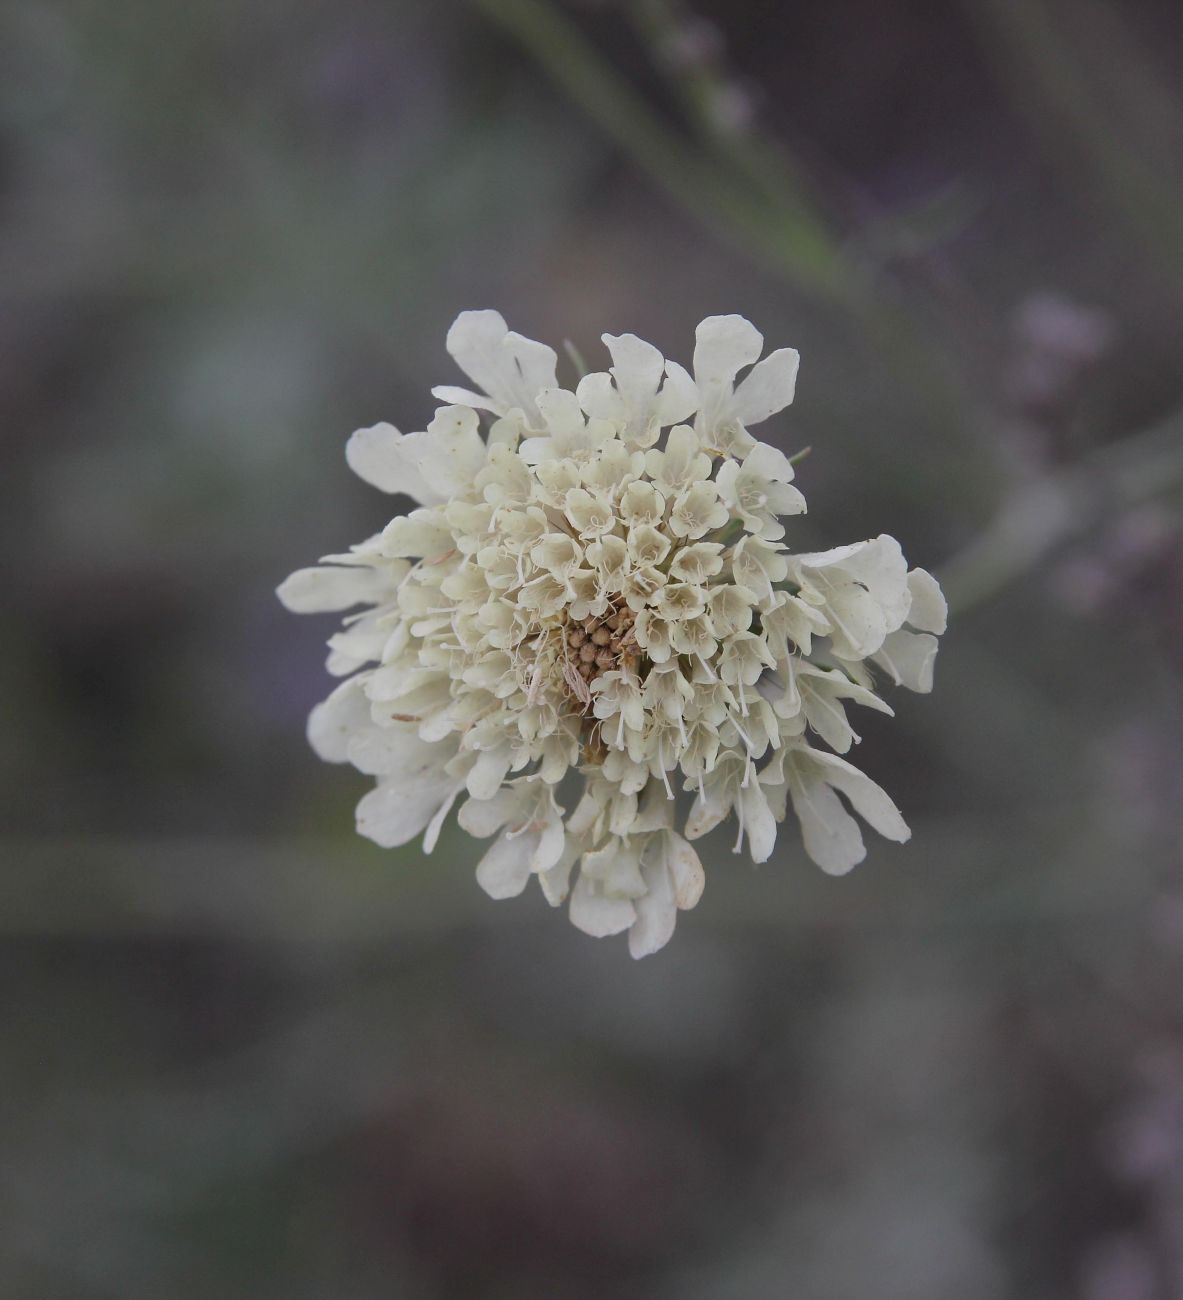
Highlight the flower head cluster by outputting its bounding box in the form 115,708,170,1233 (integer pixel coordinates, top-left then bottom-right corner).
279,313,946,957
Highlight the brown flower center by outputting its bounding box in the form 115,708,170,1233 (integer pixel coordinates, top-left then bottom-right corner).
559,604,638,707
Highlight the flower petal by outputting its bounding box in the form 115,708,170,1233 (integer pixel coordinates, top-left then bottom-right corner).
655,361,699,427
422,783,462,853
504,332,559,409
574,371,621,424
731,347,800,425
442,310,512,403
628,849,677,958
347,725,452,779
666,832,706,909
569,874,637,937
276,565,392,614
429,384,501,414
411,406,489,499
475,830,536,899
872,629,939,693
785,752,866,874
355,771,456,849
603,331,664,404
465,746,514,801
740,780,778,863
905,567,948,634
810,749,910,845
307,675,374,763
785,745,909,873
457,786,522,838
379,510,455,560
793,535,910,659
693,314,764,392
538,843,576,907
345,422,443,504
534,811,567,875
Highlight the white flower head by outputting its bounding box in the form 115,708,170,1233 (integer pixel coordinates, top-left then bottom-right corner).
280,312,946,958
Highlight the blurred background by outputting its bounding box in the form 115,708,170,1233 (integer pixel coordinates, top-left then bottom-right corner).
3,0,1183,1296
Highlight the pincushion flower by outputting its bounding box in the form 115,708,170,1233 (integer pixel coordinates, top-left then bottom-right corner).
279,312,946,957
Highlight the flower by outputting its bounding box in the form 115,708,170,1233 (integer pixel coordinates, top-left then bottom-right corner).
279,311,946,957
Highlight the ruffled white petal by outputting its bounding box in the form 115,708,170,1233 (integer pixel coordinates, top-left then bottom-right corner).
693,314,764,394
655,361,698,427
408,406,489,499
276,565,394,614
355,770,459,849
731,347,800,425
905,567,948,634
666,832,706,908
783,745,909,875
628,849,677,958
307,674,373,763
345,423,443,505
441,310,513,405
429,384,501,414
603,332,663,404
792,535,910,659
422,784,462,853
740,780,778,863
346,725,453,780
872,629,940,693
378,510,455,560
456,786,520,838
569,875,637,937
576,333,700,450
475,832,535,899
439,310,557,423
787,762,864,874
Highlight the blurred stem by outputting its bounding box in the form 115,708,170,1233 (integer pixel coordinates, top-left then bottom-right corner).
563,338,590,379
966,0,1183,291
632,1,988,273
474,0,853,300
628,0,832,245
475,0,999,495
940,409,1183,614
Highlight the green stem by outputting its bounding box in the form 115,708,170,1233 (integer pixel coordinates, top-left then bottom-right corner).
629,0,837,244
474,0,855,299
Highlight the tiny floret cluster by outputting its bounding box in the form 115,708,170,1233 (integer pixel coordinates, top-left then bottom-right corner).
279,313,946,957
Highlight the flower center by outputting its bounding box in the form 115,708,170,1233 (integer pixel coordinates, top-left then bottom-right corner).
558,605,639,710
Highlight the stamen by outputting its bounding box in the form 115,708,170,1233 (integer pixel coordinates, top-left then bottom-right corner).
732,801,745,854
730,714,756,755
